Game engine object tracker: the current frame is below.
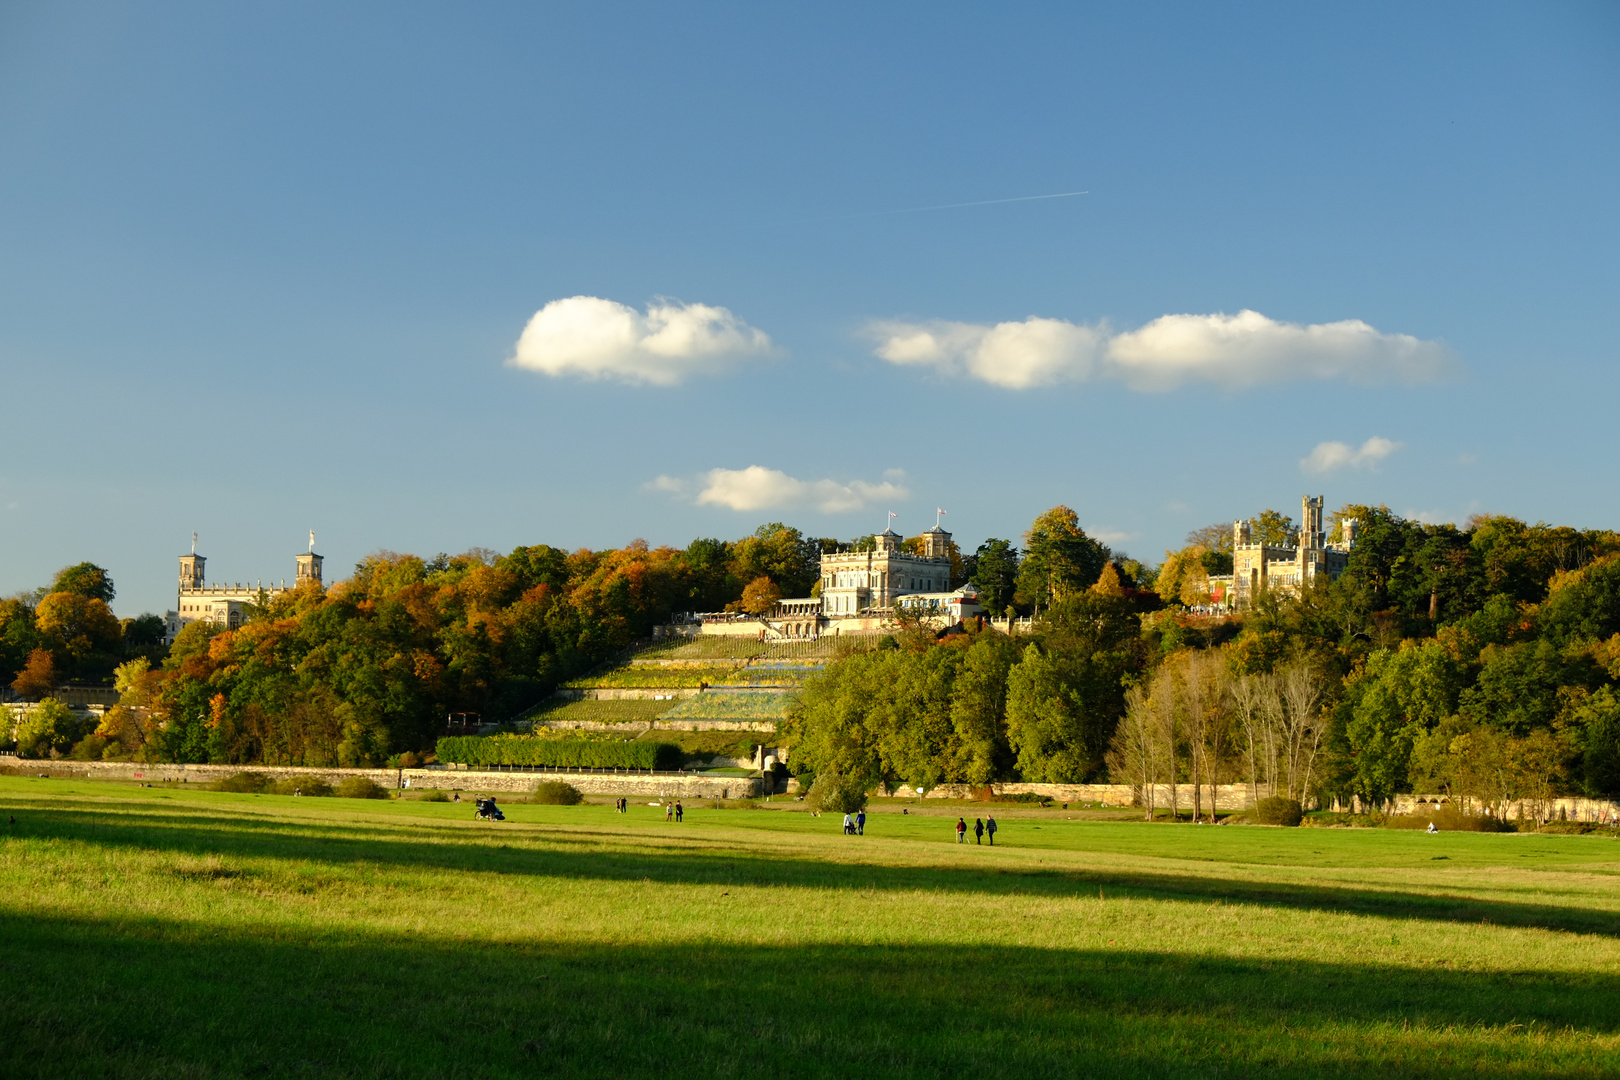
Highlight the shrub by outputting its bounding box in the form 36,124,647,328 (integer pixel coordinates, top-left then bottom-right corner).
335,776,389,799
270,778,333,797
211,771,272,794
414,789,450,802
805,772,869,815
1254,796,1304,826
398,751,421,768
14,699,86,759
1385,805,1514,832
532,780,584,805
435,735,682,770
69,734,110,761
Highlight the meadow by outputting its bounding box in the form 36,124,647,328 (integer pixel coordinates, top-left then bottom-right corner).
1,777,1618,1079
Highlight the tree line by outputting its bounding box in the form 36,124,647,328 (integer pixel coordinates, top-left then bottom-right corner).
4,524,827,765
790,505,1620,814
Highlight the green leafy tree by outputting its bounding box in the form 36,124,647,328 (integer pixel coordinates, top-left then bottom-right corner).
948,631,1018,784
0,598,41,686
51,562,115,603
121,614,166,650
1571,686,1620,797
1004,643,1093,782
1248,510,1297,548
731,523,819,598
1335,640,1464,804
969,539,1019,614
1015,507,1109,609
15,698,84,758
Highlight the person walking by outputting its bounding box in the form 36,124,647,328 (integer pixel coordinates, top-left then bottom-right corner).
856,809,866,835
956,817,966,843
665,802,673,822
675,801,684,823
974,818,984,845
842,812,854,835
986,815,997,845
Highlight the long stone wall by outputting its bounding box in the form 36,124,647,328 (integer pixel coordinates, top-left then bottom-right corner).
533,719,777,734
0,756,761,799
919,782,1255,810
917,783,1620,819
553,688,699,701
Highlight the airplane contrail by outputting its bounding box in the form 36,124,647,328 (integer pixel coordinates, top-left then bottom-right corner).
816,190,1089,221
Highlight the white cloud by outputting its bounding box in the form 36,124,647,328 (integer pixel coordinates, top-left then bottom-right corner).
868,309,1454,391
1300,436,1402,474
1090,529,1136,546
510,296,773,385
653,465,909,514
868,317,1103,389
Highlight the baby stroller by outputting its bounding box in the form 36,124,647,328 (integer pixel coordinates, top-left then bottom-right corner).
474,797,505,821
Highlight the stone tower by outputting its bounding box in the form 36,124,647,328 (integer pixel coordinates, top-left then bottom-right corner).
295,551,323,587
921,526,952,559
179,552,206,590
1301,495,1325,552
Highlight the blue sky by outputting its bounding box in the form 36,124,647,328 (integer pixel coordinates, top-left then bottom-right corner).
2,2,1617,617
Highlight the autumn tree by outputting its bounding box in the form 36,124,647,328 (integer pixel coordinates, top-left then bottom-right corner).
35,591,122,671
734,576,782,615
731,523,819,598
1091,563,1125,598
10,648,56,699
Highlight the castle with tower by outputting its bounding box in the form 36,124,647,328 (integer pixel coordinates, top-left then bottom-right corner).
163,533,323,644
1208,495,1357,608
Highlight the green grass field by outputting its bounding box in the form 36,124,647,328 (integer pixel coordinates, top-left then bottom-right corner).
2,776,1618,1079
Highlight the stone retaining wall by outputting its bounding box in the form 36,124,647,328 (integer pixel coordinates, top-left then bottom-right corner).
918,782,1257,810
532,719,776,734
553,688,700,701
0,756,761,799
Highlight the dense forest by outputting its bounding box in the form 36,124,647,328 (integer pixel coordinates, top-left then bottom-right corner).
6,505,1620,814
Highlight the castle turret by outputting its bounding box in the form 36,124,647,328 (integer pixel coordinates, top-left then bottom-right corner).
1301,495,1325,552
179,552,205,591
920,525,952,559
874,528,901,553
295,551,323,587
1234,519,1252,547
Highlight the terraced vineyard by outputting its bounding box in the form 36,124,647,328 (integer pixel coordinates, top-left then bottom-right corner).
521,698,673,725
659,690,800,725
563,669,724,690
540,634,842,731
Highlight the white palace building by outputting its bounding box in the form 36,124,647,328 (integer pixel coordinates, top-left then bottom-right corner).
164,534,324,644
715,522,983,639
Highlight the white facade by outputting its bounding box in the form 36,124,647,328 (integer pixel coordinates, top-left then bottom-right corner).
164,548,323,643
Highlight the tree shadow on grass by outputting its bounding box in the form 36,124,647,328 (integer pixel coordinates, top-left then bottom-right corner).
6,797,1620,939
1,911,1615,1080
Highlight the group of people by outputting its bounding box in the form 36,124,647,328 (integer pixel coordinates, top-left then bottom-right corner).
666,801,684,822
841,810,866,835
955,816,997,844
